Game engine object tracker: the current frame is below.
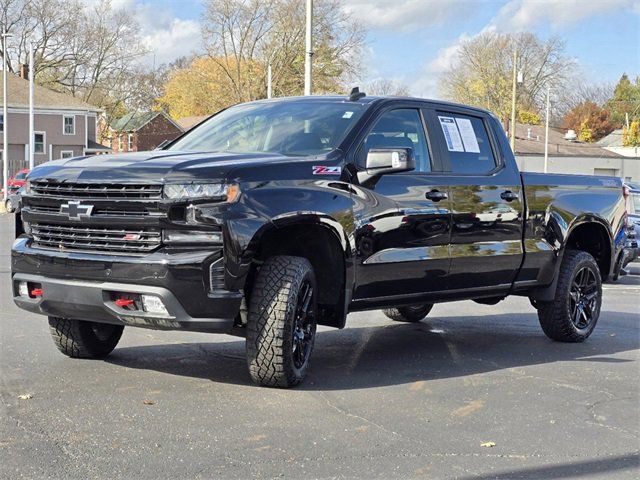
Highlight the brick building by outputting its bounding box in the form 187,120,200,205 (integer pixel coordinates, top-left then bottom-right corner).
107,111,183,153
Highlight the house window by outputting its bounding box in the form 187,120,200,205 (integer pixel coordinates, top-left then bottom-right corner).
128,133,134,151
60,150,74,159
118,136,123,151
0,113,3,132
34,132,45,154
63,115,75,135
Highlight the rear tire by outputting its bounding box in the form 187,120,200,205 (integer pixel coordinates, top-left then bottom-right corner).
382,304,433,323
48,317,124,358
246,256,317,388
537,250,602,343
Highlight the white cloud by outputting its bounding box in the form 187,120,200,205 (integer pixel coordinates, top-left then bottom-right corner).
491,0,639,31
342,0,475,31
407,0,640,98
81,0,202,67
408,33,472,98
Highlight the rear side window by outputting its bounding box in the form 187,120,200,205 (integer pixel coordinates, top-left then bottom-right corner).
363,109,431,172
435,112,497,174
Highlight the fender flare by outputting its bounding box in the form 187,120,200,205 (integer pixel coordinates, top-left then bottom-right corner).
531,214,614,302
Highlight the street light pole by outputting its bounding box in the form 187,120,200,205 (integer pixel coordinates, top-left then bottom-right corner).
267,63,272,99
2,30,10,202
509,45,517,152
304,0,313,96
29,40,34,170
544,85,550,173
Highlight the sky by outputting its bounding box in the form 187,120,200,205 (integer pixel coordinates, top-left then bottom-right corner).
112,0,640,98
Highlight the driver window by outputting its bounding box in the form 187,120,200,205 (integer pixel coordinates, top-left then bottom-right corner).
363,109,431,172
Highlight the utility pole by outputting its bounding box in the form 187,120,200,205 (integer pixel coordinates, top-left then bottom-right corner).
509,45,517,152
267,63,272,99
28,40,34,170
2,30,10,202
544,85,550,173
304,0,313,96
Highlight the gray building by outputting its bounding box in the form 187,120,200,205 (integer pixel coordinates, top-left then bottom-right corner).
1,71,109,180
513,123,639,183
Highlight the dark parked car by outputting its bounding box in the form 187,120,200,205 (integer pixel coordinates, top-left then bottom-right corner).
11,93,627,387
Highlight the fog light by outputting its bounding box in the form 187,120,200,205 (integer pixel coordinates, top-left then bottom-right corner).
18,281,29,297
141,295,169,315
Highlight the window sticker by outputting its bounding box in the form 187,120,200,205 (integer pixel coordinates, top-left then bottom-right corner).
342,111,354,119
438,116,464,152
455,118,480,153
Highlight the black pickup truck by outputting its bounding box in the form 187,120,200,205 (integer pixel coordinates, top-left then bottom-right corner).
11,93,628,387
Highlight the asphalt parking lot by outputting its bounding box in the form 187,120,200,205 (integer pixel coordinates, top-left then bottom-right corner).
1,213,638,480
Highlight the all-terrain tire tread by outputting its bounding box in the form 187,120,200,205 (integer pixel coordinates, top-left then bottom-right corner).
246,255,314,388
48,317,123,358
382,304,433,323
537,250,601,343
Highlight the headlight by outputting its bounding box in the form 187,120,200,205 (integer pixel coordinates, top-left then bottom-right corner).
162,229,223,244
23,180,31,194
163,183,240,201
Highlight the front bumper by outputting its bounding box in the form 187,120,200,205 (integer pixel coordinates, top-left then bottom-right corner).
11,237,243,333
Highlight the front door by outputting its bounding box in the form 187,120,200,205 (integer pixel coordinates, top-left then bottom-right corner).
352,107,452,301
425,108,524,291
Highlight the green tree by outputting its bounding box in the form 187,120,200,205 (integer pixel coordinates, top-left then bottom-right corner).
605,74,640,126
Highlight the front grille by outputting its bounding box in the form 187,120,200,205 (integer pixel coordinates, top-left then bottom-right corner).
31,224,161,254
27,204,161,217
30,181,162,198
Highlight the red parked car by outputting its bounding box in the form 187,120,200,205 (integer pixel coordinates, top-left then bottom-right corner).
8,169,29,193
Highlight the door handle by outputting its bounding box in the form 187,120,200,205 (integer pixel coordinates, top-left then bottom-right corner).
425,189,448,202
500,190,519,202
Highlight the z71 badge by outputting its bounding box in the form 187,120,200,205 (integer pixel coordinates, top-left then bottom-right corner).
312,165,341,175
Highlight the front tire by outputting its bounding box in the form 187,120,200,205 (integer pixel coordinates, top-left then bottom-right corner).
537,250,602,342
246,256,317,388
48,317,124,358
5,199,14,213
382,304,433,323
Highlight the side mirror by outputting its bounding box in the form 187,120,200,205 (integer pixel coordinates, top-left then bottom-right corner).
365,147,415,175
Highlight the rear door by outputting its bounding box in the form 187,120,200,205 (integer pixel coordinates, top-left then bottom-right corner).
425,108,524,290
352,107,452,301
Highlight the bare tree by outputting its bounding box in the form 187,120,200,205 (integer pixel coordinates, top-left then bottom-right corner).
365,78,410,96
0,0,148,120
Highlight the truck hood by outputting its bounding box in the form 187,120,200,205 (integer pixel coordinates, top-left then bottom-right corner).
27,151,295,183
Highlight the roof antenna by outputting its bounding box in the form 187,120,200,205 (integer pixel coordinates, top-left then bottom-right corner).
348,87,366,101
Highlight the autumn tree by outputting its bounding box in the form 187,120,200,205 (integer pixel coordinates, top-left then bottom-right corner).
157,57,251,119
562,101,615,142
439,32,574,122
623,120,640,147
201,0,365,104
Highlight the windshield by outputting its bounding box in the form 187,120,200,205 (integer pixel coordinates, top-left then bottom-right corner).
169,100,365,157
15,172,27,180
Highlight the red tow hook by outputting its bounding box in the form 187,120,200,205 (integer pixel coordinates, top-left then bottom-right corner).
30,288,43,298
115,298,135,308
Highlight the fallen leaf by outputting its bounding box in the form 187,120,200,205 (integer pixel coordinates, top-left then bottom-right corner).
18,394,33,400
480,441,496,448
143,399,155,405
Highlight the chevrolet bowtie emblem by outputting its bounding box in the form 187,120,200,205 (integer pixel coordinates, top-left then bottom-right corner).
60,201,94,221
